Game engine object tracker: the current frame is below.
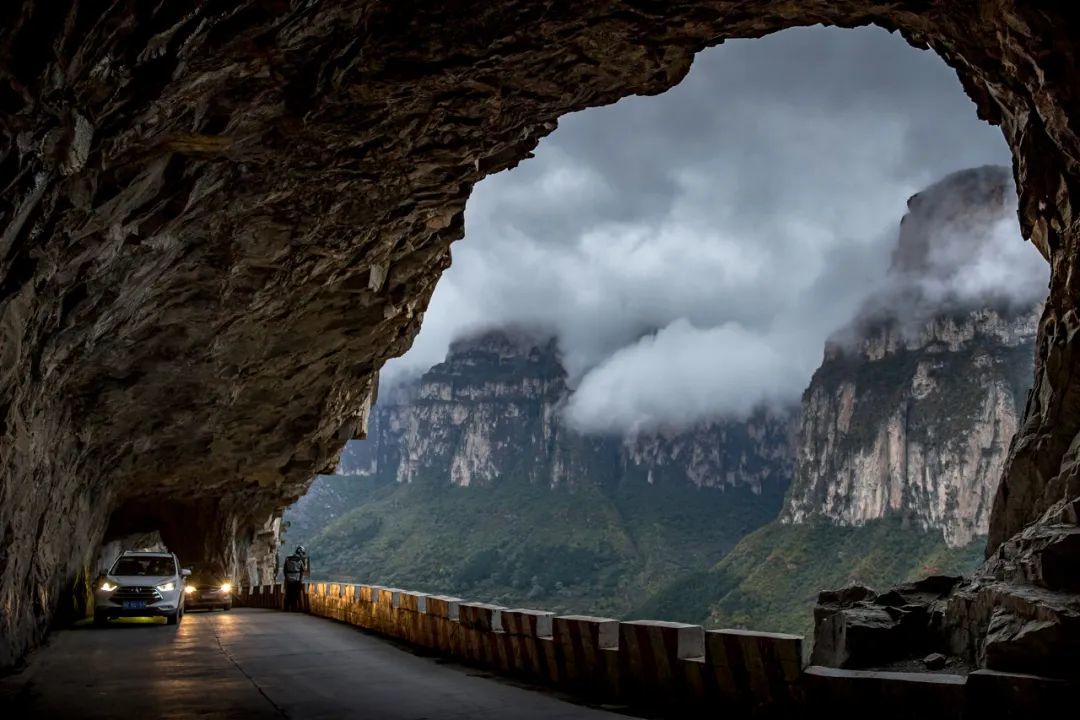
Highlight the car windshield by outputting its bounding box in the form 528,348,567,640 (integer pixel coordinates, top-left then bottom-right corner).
110,556,176,577
188,564,227,582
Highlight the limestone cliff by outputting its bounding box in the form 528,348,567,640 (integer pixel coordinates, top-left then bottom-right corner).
783,167,1041,548
784,308,1036,546
327,329,795,495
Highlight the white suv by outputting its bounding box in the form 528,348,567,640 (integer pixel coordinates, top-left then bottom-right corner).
94,550,190,626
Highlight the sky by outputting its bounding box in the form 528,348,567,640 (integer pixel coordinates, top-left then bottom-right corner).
380,25,1041,435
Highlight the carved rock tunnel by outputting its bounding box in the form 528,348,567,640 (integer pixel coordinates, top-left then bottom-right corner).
1,0,1078,673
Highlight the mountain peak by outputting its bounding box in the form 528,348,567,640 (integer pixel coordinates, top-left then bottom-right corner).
446,327,558,361
892,164,1014,276
828,165,1043,356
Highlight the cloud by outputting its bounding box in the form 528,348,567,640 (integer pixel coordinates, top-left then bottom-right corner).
564,320,809,434
845,166,1049,340
940,216,1046,304
381,25,1029,432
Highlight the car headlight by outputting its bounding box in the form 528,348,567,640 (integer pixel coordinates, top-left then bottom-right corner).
184,585,196,594
220,583,232,594
99,581,117,592
157,582,175,592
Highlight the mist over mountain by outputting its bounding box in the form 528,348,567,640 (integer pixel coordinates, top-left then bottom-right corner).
288,332,795,615
637,167,1043,637
836,165,1047,344
380,26,1015,434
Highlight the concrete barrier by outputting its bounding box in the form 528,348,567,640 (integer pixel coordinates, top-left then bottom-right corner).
237,582,1073,718
619,620,703,704
552,615,619,693
501,609,554,678
426,595,461,620
704,628,803,711
966,668,1071,717
398,590,428,613
423,595,463,654
241,583,284,610
803,666,966,719
458,602,504,631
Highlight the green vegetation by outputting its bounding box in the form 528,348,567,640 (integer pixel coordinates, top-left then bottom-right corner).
631,516,985,639
293,473,785,617
283,475,388,546
295,481,983,640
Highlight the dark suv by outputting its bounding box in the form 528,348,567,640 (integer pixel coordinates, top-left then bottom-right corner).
183,564,234,611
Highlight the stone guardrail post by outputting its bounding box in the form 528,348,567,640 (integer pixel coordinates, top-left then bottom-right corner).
458,602,506,668
552,615,620,695
425,595,464,656
397,590,428,645
619,620,704,707
695,628,803,713
501,609,555,680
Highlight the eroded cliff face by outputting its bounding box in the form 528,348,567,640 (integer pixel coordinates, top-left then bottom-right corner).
1,0,1076,670
335,330,795,494
785,167,1042,548
366,332,571,488
785,308,1036,547
286,330,793,614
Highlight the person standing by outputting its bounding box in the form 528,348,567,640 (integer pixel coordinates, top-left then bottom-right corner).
283,545,309,611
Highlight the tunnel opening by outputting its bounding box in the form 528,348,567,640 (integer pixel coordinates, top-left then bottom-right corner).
0,0,1076,691
283,24,1055,675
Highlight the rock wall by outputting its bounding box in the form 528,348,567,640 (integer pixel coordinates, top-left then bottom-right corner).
1,0,1076,671
784,310,1038,547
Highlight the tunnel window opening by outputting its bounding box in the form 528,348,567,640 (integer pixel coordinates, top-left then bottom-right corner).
287,26,1047,638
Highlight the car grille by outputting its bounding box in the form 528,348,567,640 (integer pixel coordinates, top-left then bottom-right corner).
113,586,163,603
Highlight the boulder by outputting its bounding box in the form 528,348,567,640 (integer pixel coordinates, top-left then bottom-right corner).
923,653,947,671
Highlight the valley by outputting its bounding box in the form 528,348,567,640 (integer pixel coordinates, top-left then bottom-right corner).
286,165,1041,637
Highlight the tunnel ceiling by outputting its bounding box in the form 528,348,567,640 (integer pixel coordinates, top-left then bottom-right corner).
1,0,1079,669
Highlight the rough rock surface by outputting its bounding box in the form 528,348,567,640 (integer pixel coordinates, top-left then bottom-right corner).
812,576,965,669
786,309,1036,547
812,504,1080,679
784,168,1042,547
1,0,1078,672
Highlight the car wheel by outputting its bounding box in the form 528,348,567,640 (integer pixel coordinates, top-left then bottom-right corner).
166,610,179,625
94,611,109,627
223,603,232,611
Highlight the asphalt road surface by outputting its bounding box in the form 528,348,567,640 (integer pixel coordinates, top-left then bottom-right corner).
0,608,627,719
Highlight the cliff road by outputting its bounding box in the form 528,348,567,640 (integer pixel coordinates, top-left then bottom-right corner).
1,0,1079,700
0,608,624,720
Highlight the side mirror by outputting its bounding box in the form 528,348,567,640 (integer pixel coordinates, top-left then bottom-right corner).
182,568,192,577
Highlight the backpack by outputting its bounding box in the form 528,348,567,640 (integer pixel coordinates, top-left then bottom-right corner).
284,555,304,577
